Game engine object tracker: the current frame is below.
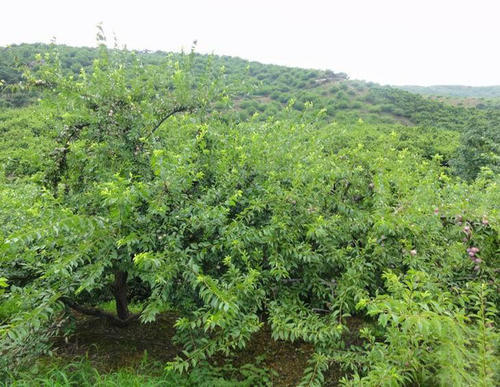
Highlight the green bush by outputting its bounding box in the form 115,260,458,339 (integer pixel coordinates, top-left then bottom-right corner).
0,39,498,385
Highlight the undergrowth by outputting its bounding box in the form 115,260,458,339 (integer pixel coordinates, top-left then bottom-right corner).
4,353,275,387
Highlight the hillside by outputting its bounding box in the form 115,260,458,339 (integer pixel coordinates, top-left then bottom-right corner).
0,42,499,386
1,43,498,180
0,44,496,125
397,84,500,98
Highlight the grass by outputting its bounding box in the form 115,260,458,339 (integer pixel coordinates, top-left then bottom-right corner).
5,354,275,387
1,310,315,386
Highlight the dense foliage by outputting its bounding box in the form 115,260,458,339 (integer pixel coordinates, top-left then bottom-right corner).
0,39,498,386
2,43,499,182
398,85,500,98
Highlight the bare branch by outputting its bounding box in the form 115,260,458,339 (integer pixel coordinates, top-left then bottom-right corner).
311,308,331,314
281,278,302,284
145,105,191,140
60,298,142,328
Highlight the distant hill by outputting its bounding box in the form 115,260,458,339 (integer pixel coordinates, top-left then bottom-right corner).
396,85,500,98
1,43,499,136
0,43,490,128
0,43,498,181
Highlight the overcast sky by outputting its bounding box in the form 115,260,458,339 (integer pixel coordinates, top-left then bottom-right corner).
2,0,499,86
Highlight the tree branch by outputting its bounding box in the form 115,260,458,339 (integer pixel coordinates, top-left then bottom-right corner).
60,298,142,328
145,105,191,140
281,278,302,284
311,308,331,314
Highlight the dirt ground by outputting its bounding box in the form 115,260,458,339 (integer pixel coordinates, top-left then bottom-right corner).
52,312,364,386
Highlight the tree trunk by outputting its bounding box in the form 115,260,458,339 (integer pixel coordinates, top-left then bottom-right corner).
113,270,130,321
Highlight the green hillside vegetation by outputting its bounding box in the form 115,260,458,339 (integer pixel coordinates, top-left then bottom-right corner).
2,43,499,181
398,84,500,98
423,95,500,111
0,40,498,386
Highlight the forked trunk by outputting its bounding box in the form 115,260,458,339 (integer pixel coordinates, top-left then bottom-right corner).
113,270,129,321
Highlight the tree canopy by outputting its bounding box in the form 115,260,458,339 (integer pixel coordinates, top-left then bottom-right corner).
0,38,498,385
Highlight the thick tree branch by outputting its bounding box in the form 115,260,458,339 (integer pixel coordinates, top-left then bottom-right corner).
144,105,191,140
280,278,302,284
311,308,331,314
47,122,90,196
60,298,142,328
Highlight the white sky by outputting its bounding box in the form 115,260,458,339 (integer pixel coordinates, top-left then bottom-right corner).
1,0,499,86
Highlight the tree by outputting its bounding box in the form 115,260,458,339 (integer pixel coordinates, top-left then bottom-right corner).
1,35,498,384
14,33,224,326
450,115,500,180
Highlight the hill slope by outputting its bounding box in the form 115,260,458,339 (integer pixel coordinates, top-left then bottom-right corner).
0,43,495,124
397,84,500,98
1,43,498,180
